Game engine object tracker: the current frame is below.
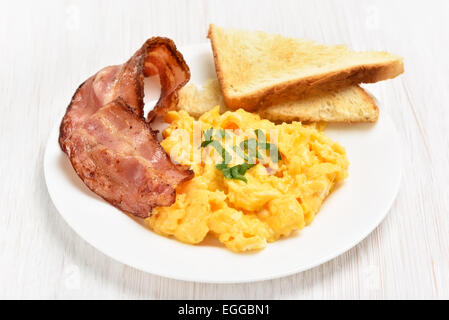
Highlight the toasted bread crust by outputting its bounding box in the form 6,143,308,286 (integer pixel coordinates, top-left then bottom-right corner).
258,86,379,123
176,80,380,123
208,24,404,111
223,60,402,112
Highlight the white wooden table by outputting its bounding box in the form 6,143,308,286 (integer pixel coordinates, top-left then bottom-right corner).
1,0,448,299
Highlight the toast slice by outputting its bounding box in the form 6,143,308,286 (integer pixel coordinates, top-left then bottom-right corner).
208,24,403,111
176,79,379,123
177,79,227,118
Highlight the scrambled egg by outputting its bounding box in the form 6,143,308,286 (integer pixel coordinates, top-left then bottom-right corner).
145,107,349,252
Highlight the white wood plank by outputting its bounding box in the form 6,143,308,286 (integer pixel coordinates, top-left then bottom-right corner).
0,0,447,299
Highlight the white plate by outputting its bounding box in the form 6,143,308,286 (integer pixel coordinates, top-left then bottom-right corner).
44,43,402,283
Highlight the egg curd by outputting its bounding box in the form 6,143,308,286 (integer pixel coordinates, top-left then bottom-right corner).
145,107,349,252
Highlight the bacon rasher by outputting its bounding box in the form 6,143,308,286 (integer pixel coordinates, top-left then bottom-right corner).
59,38,193,218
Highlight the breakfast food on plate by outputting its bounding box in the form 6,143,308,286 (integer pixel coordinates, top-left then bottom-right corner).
59,26,404,253
59,37,193,218
146,108,349,251
177,79,379,123
145,107,349,252
208,24,404,111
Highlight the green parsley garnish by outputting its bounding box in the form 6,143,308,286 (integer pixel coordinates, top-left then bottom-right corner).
200,128,232,163
254,129,282,163
215,163,255,183
200,128,281,182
